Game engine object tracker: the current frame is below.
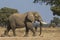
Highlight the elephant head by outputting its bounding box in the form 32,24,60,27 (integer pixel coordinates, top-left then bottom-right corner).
26,11,43,35
26,11,43,23
33,12,43,35
33,12,43,22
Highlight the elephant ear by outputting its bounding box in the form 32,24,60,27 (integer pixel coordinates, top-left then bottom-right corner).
35,12,43,21
27,12,35,22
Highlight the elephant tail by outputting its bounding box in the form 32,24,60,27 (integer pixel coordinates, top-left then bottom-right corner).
5,19,11,28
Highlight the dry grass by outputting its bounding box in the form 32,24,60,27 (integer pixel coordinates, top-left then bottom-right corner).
0,27,60,40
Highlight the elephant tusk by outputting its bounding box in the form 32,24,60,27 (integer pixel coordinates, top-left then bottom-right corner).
41,21,47,24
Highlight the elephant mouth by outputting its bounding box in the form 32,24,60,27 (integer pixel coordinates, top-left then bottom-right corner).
33,20,40,27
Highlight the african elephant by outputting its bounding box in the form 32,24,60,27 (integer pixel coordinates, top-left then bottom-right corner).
3,11,43,37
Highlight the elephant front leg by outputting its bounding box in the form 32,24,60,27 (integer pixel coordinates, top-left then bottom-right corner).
30,27,36,36
24,27,29,37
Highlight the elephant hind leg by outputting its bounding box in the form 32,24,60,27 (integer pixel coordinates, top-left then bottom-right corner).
3,26,11,36
11,27,16,36
10,21,16,36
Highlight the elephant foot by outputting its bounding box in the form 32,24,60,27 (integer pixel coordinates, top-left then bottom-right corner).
35,30,37,32
39,34,43,37
13,34,17,37
23,34,28,37
39,34,41,36
32,34,36,36
1,34,5,37
1,34,10,37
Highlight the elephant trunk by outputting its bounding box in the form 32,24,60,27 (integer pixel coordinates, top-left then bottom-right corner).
39,18,43,36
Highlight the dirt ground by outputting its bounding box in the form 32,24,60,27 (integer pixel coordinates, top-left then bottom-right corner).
0,27,60,40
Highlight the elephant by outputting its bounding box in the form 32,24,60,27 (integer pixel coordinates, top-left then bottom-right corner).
3,11,43,37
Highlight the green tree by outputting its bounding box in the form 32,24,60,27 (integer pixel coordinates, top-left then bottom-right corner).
53,17,60,25
49,20,56,28
33,0,60,6
50,17,60,27
33,0,60,16
51,6,60,16
0,7,18,26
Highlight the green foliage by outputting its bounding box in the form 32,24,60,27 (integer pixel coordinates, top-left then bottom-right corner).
51,6,60,16
33,0,60,6
50,17,60,26
0,7,18,26
33,0,60,16
1,7,18,13
49,17,60,27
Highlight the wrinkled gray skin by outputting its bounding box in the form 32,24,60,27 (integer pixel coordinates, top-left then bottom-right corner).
3,12,43,37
